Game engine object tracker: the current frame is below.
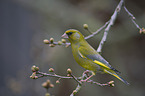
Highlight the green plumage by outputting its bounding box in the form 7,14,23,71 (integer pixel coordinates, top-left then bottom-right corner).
62,29,129,85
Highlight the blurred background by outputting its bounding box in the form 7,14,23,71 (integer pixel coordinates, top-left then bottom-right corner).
0,0,145,96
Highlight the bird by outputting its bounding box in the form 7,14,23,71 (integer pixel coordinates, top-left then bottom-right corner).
61,29,129,85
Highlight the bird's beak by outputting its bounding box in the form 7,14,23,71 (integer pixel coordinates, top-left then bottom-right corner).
61,33,68,38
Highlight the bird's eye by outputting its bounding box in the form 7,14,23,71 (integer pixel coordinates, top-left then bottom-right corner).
67,32,73,36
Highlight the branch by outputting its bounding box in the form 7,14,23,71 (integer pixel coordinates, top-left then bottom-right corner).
84,21,109,40
37,71,73,79
87,80,114,87
123,6,143,33
30,65,114,96
43,38,71,47
70,84,82,96
70,73,82,85
97,0,124,53
70,72,87,96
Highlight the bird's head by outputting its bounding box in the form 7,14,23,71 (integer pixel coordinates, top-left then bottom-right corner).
61,29,85,43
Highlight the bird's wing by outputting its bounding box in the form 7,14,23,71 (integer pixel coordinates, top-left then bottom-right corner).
78,47,120,73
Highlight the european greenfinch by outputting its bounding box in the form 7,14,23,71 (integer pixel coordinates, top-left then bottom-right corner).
62,29,129,85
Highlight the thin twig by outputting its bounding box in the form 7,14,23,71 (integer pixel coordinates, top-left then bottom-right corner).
70,84,82,96
70,74,82,85
52,42,70,46
31,67,115,96
87,80,109,86
37,71,72,79
36,71,113,87
124,6,142,31
70,72,87,96
97,0,124,53
84,21,109,40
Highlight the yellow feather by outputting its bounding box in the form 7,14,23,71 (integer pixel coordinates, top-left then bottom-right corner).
94,60,110,69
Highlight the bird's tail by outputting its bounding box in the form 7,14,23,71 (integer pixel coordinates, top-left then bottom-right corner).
104,69,129,85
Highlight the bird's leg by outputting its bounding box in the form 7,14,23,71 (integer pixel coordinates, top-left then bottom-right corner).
81,71,94,82
82,74,94,82
83,70,91,76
